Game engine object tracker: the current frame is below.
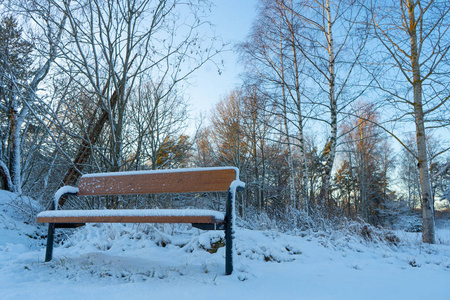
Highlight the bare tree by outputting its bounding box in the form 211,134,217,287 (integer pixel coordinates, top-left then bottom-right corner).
367,0,450,243
399,137,422,209
240,85,274,210
432,158,449,206
211,90,249,170
50,0,222,188
192,127,215,168
125,77,189,170
282,0,369,209
239,0,310,210
0,3,68,193
210,90,249,215
336,101,393,224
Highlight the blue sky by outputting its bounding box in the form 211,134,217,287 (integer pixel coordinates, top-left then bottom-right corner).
186,0,258,121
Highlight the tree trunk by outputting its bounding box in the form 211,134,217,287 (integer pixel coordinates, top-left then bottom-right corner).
280,16,297,209
414,89,435,244
0,160,13,192
8,107,20,193
288,4,309,213
8,101,27,194
409,2,435,244
319,0,337,210
61,86,119,190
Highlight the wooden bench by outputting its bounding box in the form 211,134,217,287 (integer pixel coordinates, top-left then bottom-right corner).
37,167,245,275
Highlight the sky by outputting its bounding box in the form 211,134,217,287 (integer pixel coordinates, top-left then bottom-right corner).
186,0,258,123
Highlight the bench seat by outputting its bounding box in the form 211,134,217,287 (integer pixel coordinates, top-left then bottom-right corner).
37,209,225,224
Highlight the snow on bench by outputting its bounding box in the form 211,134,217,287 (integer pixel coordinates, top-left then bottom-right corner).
37,209,226,224
37,167,245,275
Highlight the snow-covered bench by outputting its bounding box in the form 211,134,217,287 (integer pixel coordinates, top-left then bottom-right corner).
37,167,245,275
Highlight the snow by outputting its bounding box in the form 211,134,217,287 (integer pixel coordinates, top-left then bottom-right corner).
82,166,241,180
1,190,449,299
229,180,245,261
37,209,225,221
230,179,246,191
53,186,79,209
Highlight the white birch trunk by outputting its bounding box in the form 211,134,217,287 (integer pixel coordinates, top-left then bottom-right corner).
289,9,309,213
406,1,435,244
279,16,297,210
319,0,338,207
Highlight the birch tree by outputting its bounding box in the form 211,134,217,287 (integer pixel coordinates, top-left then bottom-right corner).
240,85,273,210
239,0,309,210
368,0,450,243
282,0,369,209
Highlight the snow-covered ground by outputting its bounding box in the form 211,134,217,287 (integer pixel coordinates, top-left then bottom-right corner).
1,190,449,300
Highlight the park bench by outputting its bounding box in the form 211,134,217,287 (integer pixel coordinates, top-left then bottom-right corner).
37,167,245,275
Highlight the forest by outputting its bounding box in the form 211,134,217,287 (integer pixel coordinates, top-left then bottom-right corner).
0,0,449,245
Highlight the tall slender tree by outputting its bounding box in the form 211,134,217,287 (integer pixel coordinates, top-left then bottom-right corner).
368,0,450,243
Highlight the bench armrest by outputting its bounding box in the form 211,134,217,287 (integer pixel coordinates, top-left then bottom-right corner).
53,186,79,210
230,179,245,192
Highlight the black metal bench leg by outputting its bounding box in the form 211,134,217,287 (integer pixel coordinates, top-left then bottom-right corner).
225,189,234,275
225,222,233,275
45,223,55,262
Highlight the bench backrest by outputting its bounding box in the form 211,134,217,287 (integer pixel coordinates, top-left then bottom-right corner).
77,167,239,196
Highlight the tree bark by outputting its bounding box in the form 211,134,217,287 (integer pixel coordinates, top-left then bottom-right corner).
0,160,13,192
409,2,435,243
287,0,309,212
279,15,297,210
319,0,337,210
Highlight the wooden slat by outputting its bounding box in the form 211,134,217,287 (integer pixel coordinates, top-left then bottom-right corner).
37,215,221,224
78,168,237,196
